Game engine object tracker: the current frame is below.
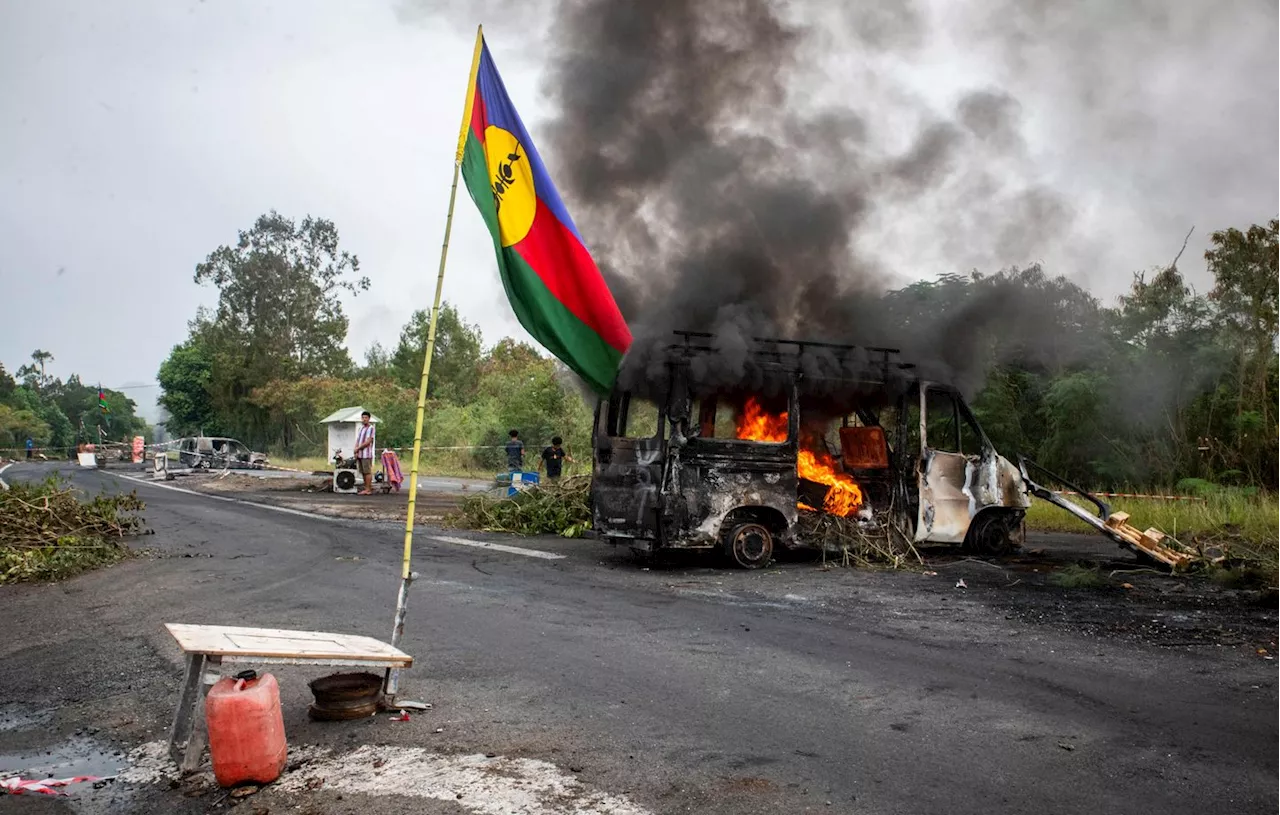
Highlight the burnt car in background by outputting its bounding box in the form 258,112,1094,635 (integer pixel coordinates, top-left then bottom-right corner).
177,436,269,470
591,332,1030,567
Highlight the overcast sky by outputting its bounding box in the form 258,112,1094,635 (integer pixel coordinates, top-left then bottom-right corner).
2,0,1275,421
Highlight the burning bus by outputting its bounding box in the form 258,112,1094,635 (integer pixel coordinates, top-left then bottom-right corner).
590,331,1031,567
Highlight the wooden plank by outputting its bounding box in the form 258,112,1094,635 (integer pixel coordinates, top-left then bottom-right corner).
1105,511,1130,529
222,655,408,668
165,624,412,666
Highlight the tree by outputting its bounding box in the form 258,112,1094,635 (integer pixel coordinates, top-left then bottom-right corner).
0,363,15,401
0,403,50,449
1203,218,1274,429
248,376,417,454
189,212,369,443
358,342,395,380
157,334,219,437
8,388,74,449
390,304,483,403
15,349,55,391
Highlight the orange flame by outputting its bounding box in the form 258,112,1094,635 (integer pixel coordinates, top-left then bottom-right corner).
735,397,790,443
735,397,864,516
799,447,864,516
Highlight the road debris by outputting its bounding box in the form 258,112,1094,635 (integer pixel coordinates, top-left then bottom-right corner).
273,744,654,814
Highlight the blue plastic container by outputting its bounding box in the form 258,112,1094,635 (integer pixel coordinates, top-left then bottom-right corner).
506,470,540,496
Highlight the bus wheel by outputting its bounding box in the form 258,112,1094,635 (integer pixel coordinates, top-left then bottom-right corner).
727,523,773,569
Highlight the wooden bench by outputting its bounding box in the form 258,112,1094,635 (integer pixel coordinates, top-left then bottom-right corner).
166,623,413,773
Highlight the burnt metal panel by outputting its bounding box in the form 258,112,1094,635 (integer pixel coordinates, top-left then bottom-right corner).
592,436,665,541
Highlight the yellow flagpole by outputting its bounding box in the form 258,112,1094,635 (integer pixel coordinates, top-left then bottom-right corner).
385,24,485,703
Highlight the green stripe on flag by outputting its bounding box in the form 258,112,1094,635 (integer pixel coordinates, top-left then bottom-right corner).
461,132,623,394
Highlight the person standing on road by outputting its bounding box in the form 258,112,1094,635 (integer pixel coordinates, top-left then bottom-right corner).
353,411,376,495
505,429,524,472
538,436,574,481
25,438,33,459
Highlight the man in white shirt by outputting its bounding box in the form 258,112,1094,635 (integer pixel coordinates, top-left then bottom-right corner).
353,410,376,495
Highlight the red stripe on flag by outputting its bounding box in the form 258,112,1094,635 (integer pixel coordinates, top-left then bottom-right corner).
511,203,631,352
469,90,488,144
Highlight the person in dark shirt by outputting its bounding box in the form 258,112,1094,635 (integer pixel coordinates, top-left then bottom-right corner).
538,436,574,480
505,429,524,471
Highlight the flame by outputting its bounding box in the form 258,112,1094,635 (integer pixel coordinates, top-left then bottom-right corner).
735,397,789,443
799,447,864,516
735,397,864,516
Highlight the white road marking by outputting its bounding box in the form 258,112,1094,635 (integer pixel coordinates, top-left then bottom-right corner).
0,462,10,490
114,474,566,560
427,534,566,560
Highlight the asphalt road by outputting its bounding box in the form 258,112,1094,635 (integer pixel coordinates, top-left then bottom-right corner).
0,462,1275,815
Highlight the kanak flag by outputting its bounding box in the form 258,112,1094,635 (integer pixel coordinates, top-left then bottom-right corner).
456,29,632,395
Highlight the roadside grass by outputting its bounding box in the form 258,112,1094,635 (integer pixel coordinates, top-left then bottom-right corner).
1049,563,1109,589
1,477,146,583
266,455,332,474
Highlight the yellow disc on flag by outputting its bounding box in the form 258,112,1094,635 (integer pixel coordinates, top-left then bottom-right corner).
485,126,537,247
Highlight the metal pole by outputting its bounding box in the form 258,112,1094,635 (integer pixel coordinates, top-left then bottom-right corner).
384,24,484,705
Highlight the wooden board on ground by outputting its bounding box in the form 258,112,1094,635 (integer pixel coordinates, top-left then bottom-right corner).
165,623,413,667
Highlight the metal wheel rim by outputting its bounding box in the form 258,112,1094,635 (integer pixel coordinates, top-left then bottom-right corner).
731,523,773,567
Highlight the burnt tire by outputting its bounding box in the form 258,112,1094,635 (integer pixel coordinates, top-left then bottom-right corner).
965,511,1020,556
727,522,774,569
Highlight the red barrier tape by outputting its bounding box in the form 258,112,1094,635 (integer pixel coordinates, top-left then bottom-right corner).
1051,491,1207,502
1,775,105,795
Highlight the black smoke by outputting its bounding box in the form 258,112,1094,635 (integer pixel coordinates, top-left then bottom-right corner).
527,0,1082,398
402,0,1276,400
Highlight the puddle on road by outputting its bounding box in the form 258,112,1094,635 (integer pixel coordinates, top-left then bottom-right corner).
0,735,129,779
0,705,159,811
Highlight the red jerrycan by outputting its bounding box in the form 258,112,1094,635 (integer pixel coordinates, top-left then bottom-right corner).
205,669,288,786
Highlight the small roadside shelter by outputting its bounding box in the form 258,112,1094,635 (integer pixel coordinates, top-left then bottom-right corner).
320,406,381,466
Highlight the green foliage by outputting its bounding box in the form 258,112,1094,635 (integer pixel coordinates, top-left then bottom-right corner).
453,477,591,536
389,305,484,402
0,403,50,449
0,477,145,583
154,213,1277,495
190,211,369,443
247,335,595,469
1038,371,1114,483
0,363,16,400
2,348,149,451
8,386,74,448
15,349,56,391
248,377,416,454
158,335,219,436
358,342,395,381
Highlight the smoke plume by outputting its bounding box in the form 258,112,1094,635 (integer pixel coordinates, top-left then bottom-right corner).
403,0,1277,399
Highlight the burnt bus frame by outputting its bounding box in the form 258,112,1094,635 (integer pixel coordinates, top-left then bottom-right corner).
590,332,921,555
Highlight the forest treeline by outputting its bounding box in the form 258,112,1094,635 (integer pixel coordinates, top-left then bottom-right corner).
152,212,1276,489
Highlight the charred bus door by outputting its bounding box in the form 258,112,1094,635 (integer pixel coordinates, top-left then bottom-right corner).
592,391,666,548
915,384,1026,544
